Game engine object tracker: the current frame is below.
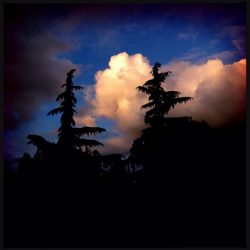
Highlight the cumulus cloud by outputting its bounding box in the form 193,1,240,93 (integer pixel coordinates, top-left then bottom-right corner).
75,115,97,127
100,136,131,155
84,52,246,153
164,58,246,127
90,52,152,137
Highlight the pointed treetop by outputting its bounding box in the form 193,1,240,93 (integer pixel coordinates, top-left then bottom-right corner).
66,69,76,83
137,61,192,127
150,62,171,82
67,69,76,75
151,62,161,76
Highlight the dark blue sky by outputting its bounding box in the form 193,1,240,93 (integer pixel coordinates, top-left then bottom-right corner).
4,3,246,161
48,3,245,82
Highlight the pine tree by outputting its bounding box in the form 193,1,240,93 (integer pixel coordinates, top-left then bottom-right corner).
137,62,193,127
47,69,105,154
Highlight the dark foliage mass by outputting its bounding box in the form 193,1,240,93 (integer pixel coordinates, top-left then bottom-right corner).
47,69,106,152
137,62,192,127
4,65,246,248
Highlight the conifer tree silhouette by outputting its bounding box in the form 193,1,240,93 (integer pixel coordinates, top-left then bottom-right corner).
129,62,194,170
27,135,56,160
137,62,193,127
46,69,106,154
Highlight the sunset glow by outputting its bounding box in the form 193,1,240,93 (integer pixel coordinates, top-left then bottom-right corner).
4,3,246,158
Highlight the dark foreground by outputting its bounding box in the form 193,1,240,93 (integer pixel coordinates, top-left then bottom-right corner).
4,122,246,248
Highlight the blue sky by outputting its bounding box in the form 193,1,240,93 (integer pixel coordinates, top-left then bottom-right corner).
54,4,245,81
4,3,246,160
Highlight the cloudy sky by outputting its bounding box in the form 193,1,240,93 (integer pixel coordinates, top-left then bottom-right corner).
4,3,246,159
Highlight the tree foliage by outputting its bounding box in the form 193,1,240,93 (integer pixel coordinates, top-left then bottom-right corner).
27,69,105,157
46,69,106,153
137,62,193,127
27,135,55,160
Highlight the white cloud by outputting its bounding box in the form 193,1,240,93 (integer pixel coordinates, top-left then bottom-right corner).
82,52,246,153
91,52,151,137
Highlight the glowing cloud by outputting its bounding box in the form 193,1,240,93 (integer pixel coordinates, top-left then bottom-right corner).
164,58,246,127
100,136,131,154
84,52,246,153
75,115,97,127
91,52,151,137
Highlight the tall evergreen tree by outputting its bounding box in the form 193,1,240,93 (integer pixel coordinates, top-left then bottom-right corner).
47,69,105,154
137,62,193,127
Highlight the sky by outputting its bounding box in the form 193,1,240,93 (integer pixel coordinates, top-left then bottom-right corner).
4,3,246,161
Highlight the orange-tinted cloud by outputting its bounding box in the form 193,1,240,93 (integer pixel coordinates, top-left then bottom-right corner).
83,52,246,153
91,52,151,137
75,115,97,127
99,136,131,154
165,58,246,127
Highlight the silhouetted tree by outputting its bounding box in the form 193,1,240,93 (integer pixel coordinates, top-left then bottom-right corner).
27,135,56,160
137,62,193,127
129,62,197,177
47,69,105,154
